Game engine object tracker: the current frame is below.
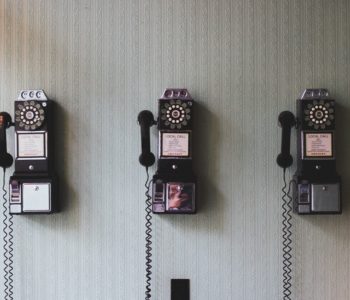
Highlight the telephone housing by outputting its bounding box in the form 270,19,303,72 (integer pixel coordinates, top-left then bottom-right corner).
138,89,196,214
277,88,341,214
0,90,57,214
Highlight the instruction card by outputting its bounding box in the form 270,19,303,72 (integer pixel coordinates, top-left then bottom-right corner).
18,133,45,157
161,132,189,157
305,133,333,157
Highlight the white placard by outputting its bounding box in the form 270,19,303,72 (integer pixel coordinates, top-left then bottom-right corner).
162,133,189,157
22,183,50,212
305,133,333,157
18,133,45,157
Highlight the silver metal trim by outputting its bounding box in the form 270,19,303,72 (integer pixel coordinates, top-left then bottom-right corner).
300,88,330,100
165,182,195,212
160,88,192,100
17,90,47,101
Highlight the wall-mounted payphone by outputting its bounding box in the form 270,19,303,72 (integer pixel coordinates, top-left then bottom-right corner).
1,90,57,300
138,88,196,300
138,88,196,214
277,88,341,300
277,88,341,214
0,90,57,214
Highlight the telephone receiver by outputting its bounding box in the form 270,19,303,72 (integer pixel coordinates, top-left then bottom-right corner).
0,112,14,169
276,111,296,169
276,88,341,214
138,110,156,167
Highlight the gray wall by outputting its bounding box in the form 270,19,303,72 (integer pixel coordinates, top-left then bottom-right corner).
0,0,349,299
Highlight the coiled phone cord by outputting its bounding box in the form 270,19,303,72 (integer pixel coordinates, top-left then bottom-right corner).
144,167,153,300
2,168,14,300
281,169,293,300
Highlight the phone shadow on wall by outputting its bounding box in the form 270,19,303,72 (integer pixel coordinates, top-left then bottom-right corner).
160,102,224,233
53,100,76,213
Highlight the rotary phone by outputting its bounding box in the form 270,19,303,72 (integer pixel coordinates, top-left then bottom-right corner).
138,88,196,214
0,90,57,214
277,88,341,214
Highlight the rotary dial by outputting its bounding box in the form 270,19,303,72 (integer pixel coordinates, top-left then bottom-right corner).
161,99,192,129
304,100,334,130
15,100,45,130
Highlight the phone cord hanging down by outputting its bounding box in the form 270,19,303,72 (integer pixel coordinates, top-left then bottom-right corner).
144,167,153,300
2,168,14,300
282,169,293,300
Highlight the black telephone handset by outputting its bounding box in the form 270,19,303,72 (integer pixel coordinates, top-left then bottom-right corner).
277,88,341,214
0,112,14,169
138,110,156,167
277,111,296,169
138,88,196,214
0,90,57,214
